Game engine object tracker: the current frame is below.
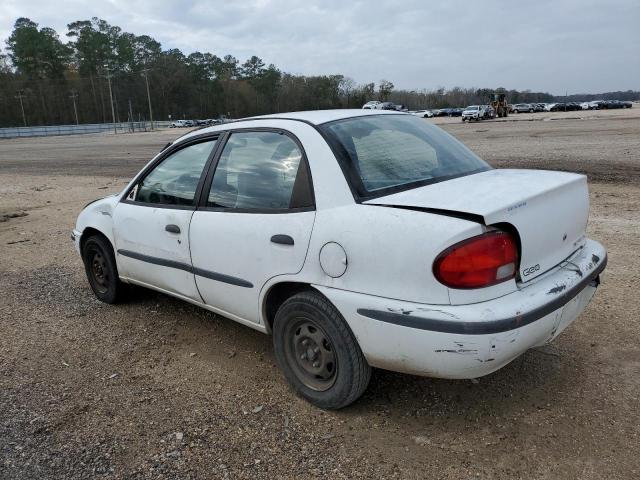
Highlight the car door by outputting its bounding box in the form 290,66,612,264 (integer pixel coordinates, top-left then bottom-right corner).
113,136,218,301
189,130,316,324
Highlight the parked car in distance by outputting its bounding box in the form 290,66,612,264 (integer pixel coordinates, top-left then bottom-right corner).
380,102,397,110
483,105,495,119
73,109,607,409
511,103,534,113
393,104,409,112
170,120,191,128
605,100,626,109
581,101,600,110
410,109,434,118
362,101,383,110
461,105,484,121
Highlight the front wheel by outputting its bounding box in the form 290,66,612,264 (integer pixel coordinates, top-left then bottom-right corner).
82,235,127,303
273,291,371,409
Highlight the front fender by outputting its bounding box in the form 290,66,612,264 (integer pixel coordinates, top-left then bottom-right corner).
75,194,119,250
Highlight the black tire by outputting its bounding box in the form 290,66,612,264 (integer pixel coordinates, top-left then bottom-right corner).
273,290,371,409
81,234,126,303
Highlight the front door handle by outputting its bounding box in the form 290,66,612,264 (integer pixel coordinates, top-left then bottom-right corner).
271,234,294,245
165,224,181,234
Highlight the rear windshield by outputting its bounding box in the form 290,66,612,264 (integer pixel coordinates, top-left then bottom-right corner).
320,114,490,199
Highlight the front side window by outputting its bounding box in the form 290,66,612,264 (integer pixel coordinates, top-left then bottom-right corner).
134,139,217,206
207,131,313,210
320,114,490,199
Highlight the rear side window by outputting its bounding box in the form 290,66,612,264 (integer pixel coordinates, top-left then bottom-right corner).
133,139,216,206
207,131,313,210
320,114,490,199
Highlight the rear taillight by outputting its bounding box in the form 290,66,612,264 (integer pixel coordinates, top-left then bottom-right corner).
433,231,518,289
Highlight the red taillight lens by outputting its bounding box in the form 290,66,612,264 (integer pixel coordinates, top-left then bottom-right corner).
433,231,518,289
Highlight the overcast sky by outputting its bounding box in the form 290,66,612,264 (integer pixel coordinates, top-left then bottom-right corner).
2,0,638,95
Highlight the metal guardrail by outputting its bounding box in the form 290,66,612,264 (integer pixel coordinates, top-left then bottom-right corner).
0,121,173,139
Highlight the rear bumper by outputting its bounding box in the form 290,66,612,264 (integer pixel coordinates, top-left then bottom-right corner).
315,239,606,379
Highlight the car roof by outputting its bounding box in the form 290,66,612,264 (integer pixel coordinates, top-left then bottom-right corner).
174,109,407,143
205,109,404,130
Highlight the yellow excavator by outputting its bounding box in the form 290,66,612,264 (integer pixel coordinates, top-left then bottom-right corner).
490,91,509,118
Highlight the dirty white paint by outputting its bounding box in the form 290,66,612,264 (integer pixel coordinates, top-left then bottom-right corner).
316,239,604,378
365,168,590,284
73,110,607,380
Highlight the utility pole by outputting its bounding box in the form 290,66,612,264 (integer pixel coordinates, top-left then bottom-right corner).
69,90,79,125
103,67,117,134
128,98,134,132
141,68,154,130
15,90,27,127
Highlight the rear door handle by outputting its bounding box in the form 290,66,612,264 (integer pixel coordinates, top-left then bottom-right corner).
165,224,181,234
271,234,294,245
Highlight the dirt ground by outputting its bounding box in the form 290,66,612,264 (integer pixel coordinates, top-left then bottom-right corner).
1,108,639,479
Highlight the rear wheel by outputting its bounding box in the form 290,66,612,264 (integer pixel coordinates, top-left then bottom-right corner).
273,290,371,409
82,235,126,303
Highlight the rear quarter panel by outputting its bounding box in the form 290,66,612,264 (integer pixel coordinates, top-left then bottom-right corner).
295,204,485,305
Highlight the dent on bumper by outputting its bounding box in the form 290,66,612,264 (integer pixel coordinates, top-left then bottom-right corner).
315,239,606,378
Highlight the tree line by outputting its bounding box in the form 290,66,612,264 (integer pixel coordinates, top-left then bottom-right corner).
1,17,637,128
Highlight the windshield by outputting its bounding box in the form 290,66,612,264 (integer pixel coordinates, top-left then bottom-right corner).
320,114,490,199
466,105,479,110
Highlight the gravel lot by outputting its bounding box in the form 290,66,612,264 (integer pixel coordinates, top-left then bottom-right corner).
1,108,639,479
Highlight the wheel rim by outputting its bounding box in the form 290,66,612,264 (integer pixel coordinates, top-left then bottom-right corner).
89,248,110,294
284,317,337,391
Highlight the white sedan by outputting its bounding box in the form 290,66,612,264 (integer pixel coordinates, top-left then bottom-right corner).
73,110,607,409
410,109,434,118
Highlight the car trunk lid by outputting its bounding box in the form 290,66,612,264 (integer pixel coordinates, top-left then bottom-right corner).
364,169,589,283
